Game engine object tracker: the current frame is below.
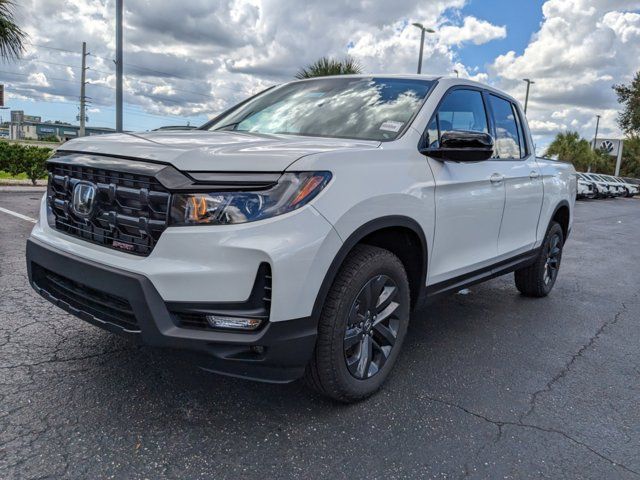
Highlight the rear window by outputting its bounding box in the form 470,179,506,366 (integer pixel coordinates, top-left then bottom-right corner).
488,94,523,159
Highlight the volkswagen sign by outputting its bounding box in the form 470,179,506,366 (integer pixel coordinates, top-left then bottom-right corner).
71,182,97,218
600,140,615,154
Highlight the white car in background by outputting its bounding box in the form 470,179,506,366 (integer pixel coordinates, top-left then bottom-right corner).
578,173,610,198
601,175,628,197
611,176,639,197
576,174,596,199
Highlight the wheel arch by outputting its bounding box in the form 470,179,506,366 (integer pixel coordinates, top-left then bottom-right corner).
311,216,428,322
549,200,571,241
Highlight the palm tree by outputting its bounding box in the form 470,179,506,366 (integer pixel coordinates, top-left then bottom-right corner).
0,0,26,61
295,56,363,79
545,131,610,172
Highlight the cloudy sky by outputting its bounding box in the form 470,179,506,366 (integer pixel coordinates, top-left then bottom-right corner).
2,0,639,151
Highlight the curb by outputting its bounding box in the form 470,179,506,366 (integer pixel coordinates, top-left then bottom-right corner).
0,186,47,193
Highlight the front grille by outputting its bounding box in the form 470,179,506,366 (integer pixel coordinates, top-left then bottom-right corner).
47,162,170,256
32,264,139,332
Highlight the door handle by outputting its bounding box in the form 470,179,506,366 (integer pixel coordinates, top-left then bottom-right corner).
489,173,504,184
529,171,540,179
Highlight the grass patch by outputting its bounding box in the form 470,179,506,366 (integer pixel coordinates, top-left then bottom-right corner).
0,170,31,180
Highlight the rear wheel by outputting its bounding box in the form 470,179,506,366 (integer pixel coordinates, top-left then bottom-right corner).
514,222,564,297
305,245,410,402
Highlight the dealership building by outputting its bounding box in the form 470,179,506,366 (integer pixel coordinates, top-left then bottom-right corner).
8,110,115,142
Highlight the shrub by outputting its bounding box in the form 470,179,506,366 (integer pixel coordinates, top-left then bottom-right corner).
0,141,52,185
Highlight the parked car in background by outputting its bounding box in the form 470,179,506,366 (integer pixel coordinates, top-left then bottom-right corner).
576,174,596,199
579,173,610,198
612,176,639,197
27,75,577,401
598,175,626,196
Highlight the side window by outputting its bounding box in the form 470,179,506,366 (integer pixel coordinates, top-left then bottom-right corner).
437,89,488,134
512,104,528,157
426,116,439,148
488,94,522,159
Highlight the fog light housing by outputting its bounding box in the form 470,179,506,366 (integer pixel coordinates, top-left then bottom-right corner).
205,315,263,331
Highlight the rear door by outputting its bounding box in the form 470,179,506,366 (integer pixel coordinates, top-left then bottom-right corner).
425,88,507,285
486,93,544,257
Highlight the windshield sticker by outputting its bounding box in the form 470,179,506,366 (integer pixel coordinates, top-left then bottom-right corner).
379,121,404,132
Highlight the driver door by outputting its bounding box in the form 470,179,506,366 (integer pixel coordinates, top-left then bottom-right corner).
424,88,507,286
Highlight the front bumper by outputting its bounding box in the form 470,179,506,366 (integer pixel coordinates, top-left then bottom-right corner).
26,238,317,383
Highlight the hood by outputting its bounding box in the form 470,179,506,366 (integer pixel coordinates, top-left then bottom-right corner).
58,130,380,172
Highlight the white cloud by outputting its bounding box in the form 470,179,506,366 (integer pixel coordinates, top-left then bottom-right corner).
2,0,638,144
489,0,640,148
28,72,49,87
5,0,506,125
438,16,506,46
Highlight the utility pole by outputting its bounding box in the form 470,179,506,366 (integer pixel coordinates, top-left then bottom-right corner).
79,42,88,137
412,23,435,74
115,0,123,132
523,78,535,114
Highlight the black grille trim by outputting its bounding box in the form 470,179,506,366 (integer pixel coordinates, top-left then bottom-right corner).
31,264,139,332
47,161,171,256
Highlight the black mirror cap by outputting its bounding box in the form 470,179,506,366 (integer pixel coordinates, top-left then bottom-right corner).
421,131,494,162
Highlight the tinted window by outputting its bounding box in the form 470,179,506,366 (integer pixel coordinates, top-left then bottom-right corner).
437,89,488,135
489,95,522,159
513,103,527,156
206,77,435,142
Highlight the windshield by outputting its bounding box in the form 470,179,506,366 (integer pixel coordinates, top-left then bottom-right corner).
205,77,435,142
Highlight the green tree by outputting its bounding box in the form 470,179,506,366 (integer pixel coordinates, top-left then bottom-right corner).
544,131,605,172
613,72,640,136
620,135,640,178
295,56,363,79
0,0,26,61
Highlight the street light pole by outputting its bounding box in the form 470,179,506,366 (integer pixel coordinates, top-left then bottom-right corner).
523,78,535,114
588,114,601,173
115,0,123,132
412,23,435,74
592,114,601,151
417,28,425,74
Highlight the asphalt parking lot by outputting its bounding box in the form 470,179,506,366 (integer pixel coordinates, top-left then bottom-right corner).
1,192,639,480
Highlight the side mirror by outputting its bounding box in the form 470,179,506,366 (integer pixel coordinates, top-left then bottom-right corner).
421,130,494,162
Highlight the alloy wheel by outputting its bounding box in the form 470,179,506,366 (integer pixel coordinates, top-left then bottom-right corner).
544,234,562,285
343,275,401,380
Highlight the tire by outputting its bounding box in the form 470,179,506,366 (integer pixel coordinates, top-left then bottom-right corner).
514,222,564,297
305,244,410,403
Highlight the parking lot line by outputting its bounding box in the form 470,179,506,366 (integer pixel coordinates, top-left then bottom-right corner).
0,206,38,224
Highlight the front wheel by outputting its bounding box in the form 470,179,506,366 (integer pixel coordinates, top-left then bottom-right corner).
514,222,564,297
305,245,410,402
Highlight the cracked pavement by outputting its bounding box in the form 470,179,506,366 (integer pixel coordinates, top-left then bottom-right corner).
1,192,639,479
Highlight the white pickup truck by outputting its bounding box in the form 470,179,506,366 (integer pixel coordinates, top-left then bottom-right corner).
27,75,576,402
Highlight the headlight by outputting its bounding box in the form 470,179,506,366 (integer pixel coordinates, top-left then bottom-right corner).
170,171,331,226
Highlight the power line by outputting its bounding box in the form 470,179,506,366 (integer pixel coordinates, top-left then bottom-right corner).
26,44,236,97
3,72,204,108
29,43,80,55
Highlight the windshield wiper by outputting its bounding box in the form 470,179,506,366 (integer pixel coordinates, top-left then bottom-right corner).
214,122,240,131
